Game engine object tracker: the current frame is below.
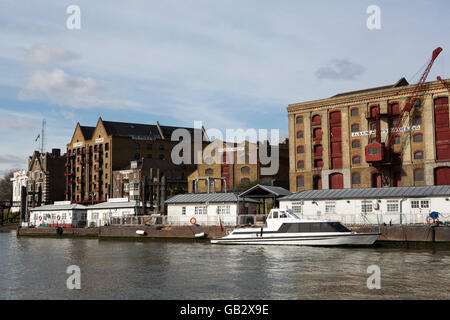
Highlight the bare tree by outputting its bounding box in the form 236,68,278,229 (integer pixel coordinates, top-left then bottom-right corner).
0,170,14,201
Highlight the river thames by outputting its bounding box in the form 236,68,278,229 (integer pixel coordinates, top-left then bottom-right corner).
0,232,449,299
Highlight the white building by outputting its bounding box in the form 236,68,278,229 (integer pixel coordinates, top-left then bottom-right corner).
86,198,143,227
29,201,87,227
10,170,28,213
279,186,450,225
165,193,258,226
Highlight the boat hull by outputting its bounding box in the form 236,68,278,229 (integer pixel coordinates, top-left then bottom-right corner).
210,233,380,246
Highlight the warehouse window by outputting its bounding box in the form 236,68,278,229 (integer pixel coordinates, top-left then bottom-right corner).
352,156,361,165
296,116,303,124
241,166,250,174
159,145,165,150
297,130,304,139
393,135,400,145
217,205,231,215
241,178,251,184
352,140,360,149
350,108,359,117
351,124,359,132
312,114,321,126
414,168,424,182
205,168,214,175
414,151,424,160
296,175,304,188
413,133,423,142
413,116,422,125
147,144,152,150
297,145,304,154
387,200,399,213
352,172,361,185
134,143,140,149
297,160,304,169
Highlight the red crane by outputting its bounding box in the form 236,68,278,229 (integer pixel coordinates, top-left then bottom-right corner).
365,47,443,164
437,76,450,93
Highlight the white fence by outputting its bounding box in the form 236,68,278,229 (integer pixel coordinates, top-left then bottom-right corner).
299,212,450,226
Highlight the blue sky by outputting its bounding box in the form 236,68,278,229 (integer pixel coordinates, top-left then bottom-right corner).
0,0,449,176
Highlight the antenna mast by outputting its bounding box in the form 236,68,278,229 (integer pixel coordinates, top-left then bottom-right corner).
41,119,46,154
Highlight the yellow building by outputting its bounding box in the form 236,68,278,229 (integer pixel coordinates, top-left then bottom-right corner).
287,78,450,192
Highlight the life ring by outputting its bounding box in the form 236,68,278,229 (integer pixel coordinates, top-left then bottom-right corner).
57,215,61,221
38,216,42,221
426,216,435,225
190,217,197,225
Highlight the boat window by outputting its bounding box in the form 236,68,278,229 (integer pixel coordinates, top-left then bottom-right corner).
329,222,351,232
279,212,288,218
273,212,278,219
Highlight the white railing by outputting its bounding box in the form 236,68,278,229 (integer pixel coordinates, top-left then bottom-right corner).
298,212,450,226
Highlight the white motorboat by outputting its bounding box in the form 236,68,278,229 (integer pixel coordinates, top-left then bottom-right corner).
211,208,380,246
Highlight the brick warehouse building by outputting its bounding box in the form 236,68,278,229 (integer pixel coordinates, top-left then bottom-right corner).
65,117,208,203
287,77,450,192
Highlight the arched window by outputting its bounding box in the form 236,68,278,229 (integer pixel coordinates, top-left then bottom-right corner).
241,166,250,174
313,144,323,156
297,145,304,154
296,116,303,124
205,168,214,175
352,172,361,185
351,124,359,132
414,168,424,182
413,133,423,142
370,105,379,118
297,160,304,169
296,175,304,188
296,130,304,139
313,128,322,140
314,159,323,168
352,156,361,164
350,108,359,117
414,151,424,160
312,114,321,126
390,103,400,115
241,178,251,185
352,140,360,148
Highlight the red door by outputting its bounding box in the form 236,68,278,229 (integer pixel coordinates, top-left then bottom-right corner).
434,97,450,160
313,175,322,190
435,167,450,185
329,111,342,169
372,173,382,188
329,173,344,189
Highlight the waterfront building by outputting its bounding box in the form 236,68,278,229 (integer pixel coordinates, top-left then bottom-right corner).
65,117,208,204
165,192,259,226
287,78,450,192
279,185,450,225
187,139,290,193
112,158,195,214
26,149,65,207
86,198,143,227
10,170,28,213
29,201,87,228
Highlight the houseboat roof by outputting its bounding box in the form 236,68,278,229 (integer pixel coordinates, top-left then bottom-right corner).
279,185,450,201
87,200,141,209
30,203,87,211
165,192,259,204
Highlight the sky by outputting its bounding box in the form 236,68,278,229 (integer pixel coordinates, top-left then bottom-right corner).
0,0,449,177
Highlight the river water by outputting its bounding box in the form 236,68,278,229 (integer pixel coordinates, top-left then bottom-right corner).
0,232,449,299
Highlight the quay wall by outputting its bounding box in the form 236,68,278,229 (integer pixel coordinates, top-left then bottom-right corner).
16,225,450,243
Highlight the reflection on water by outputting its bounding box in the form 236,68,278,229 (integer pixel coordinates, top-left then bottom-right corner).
0,232,449,299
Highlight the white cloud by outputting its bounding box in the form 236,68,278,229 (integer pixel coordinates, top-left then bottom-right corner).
25,44,79,68
315,59,366,81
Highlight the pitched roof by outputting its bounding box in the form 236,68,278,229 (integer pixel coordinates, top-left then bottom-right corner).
87,200,140,209
101,120,206,141
239,184,292,197
331,77,409,98
30,203,87,211
165,192,259,204
80,126,95,140
279,186,450,201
